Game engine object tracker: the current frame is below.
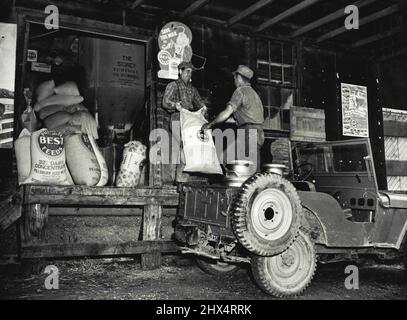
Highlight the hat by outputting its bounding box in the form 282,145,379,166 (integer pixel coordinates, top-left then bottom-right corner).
232,65,254,80
178,61,196,70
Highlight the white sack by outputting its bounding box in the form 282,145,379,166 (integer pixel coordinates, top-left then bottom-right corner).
65,133,101,186
24,129,73,185
14,129,31,184
180,108,222,175
115,141,146,187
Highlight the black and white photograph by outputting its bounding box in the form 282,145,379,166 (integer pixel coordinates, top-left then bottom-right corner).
0,0,406,309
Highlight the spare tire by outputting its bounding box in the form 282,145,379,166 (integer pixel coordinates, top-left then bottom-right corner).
232,173,302,256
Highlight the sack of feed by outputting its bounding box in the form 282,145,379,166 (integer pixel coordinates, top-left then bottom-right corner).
180,108,222,175
36,80,55,102
68,111,99,139
65,133,101,186
115,141,146,187
38,103,88,120
54,81,80,96
88,135,108,187
24,129,73,185
43,111,73,130
52,123,82,137
14,129,31,184
38,104,65,120
34,94,84,112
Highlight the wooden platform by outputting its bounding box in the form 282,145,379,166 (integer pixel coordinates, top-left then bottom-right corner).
20,240,180,259
17,185,181,268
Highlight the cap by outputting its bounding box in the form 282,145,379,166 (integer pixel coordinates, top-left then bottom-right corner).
178,61,196,71
232,65,254,80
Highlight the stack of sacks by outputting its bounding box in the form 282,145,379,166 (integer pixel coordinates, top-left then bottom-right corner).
34,80,98,139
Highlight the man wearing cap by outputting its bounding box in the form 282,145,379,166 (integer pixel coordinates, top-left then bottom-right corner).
201,65,264,172
162,61,207,114
162,61,207,182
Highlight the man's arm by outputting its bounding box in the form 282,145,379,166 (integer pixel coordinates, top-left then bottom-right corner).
202,104,234,130
162,82,178,112
192,87,206,110
202,88,242,130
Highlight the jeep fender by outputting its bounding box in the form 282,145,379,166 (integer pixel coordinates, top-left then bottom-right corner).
297,191,371,248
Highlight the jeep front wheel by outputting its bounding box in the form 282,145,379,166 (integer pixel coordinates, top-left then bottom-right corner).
251,231,316,297
232,173,302,256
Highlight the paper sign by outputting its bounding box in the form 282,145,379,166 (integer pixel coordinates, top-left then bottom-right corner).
0,23,17,148
31,62,51,73
27,49,38,62
341,83,368,137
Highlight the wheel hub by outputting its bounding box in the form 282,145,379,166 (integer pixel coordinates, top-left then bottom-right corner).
251,188,293,241
281,251,295,267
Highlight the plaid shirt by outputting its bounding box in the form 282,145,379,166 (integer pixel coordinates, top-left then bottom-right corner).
162,79,205,112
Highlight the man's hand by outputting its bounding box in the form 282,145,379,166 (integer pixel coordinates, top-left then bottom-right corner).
201,123,212,132
175,102,182,112
201,106,209,120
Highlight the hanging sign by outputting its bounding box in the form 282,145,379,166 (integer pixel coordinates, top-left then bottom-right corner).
341,83,369,137
0,23,17,148
157,21,193,80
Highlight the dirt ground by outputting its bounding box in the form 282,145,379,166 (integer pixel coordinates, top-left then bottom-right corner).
0,254,406,300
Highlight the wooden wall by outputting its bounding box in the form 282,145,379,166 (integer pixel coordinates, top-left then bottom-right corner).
300,45,387,190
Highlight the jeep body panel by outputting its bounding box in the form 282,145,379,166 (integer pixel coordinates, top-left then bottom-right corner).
299,191,407,250
298,191,373,247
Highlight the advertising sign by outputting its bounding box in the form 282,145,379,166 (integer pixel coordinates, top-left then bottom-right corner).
0,23,17,148
157,21,193,80
341,83,369,137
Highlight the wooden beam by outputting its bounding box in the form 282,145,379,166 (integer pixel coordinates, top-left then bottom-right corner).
378,47,407,61
130,0,145,10
290,0,377,38
386,160,407,176
383,119,407,137
180,0,211,19
23,185,179,206
225,0,277,27
317,4,403,43
0,192,22,232
351,26,402,48
254,0,322,33
20,240,179,258
141,205,163,269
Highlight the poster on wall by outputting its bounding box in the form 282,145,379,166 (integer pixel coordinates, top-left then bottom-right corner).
0,23,17,148
157,21,193,80
341,82,369,137
79,37,145,131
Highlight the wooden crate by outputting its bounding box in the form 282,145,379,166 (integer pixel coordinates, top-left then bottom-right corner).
383,108,407,191
290,106,326,142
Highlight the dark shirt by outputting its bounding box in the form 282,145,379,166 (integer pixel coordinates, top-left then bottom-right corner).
228,85,264,126
162,79,205,113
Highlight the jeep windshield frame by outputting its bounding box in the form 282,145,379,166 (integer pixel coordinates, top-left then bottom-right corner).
295,138,379,193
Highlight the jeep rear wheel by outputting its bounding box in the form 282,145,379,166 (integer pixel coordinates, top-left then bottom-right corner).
196,258,238,277
232,173,302,256
251,231,316,297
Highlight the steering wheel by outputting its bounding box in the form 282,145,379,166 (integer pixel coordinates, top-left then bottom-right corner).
295,162,314,181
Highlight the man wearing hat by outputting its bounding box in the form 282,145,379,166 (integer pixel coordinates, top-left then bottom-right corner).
201,65,264,172
162,61,207,182
162,61,207,114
